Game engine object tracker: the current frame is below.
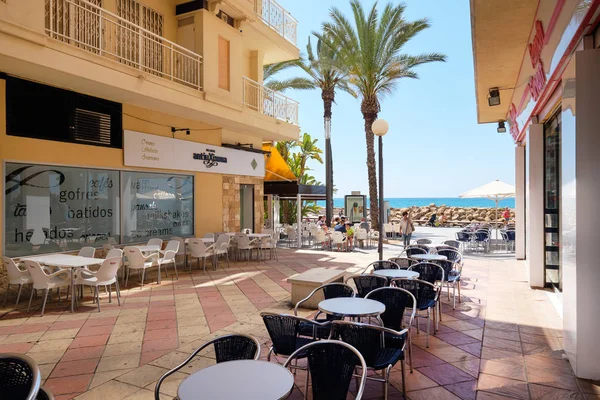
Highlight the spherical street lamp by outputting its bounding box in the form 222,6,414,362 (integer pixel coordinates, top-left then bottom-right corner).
372,119,388,261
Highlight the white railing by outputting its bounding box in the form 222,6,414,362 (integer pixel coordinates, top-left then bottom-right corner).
242,77,299,125
253,0,297,46
45,0,203,90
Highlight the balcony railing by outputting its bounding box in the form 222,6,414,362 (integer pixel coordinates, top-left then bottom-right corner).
242,77,299,125
253,0,297,46
45,0,203,90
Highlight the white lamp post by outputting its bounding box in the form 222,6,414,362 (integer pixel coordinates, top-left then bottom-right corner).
372,119,389,261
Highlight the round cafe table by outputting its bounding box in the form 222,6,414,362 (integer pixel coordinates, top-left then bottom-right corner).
318,298,385,318
178,360,294,400
373,270,419,280
411,254,447,262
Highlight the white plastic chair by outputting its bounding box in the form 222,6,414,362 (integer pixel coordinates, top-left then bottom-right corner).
188,239,214,272
259,236,278,261
75,257,122,312
203,233,215,240
102,244,114,257
158,240,180,281
355,228,368,248
212,235,230,268
313,230,328,249
2,256,33,310
147,238,163,248
331,231,346,251
24,260,70,316
78,247,96,258
105,248,123,259
235,233,258,262
123,246,158,289
170,236,187,267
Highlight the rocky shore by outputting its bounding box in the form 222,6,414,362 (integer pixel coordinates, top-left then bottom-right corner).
330,204,515,226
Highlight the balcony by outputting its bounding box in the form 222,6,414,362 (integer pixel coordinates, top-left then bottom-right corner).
44,0,203,91
253,0,298,46
242,77,299,125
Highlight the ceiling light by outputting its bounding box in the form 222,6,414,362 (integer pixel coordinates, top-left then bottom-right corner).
488,88,501,107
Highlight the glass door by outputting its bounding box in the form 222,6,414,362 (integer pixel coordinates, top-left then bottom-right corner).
544,110,561,290
240,184,254,233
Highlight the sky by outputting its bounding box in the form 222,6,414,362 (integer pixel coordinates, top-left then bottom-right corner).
275,0,516,198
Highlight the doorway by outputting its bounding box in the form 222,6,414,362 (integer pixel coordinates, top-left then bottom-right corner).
544,109,561,290
240,184,254,232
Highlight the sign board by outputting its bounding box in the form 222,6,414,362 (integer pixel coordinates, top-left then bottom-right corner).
124,130,265,177
344,195,366,224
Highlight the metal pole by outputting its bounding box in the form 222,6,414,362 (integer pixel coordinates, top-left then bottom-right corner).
297,193,302,248
378,135,384,261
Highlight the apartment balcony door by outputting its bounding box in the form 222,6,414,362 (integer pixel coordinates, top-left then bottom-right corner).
240,184,255,232
544,109,561,290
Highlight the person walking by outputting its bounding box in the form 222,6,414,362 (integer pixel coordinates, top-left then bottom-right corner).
399,211,415,247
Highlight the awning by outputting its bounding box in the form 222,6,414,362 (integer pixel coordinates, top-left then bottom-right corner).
262,143,297,182
264,181,326,201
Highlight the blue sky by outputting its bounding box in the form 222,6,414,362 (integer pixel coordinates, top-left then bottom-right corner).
275,0,516,197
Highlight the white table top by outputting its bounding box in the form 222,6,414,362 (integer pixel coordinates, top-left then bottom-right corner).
136,245,161,252
411,254,447,261
178,360,293,400
201,238,214,243
21,254,104,268
318,298,385,317
248,233,272,238
373,270,420,279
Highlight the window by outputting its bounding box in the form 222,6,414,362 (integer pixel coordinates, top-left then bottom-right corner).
218,37,230,90
6,76,123,148
4,163,120,257
121,172,194,243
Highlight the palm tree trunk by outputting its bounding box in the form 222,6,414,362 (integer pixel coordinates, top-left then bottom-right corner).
362,97,379,230
323,90,335,227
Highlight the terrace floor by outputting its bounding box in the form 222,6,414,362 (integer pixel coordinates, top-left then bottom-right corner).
0,245,598,400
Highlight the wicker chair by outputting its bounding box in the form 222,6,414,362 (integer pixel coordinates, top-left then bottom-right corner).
393,278,440,347
442,240,461,250
346,275,389,298
437,249,463,309
331,321,409,399
36,386,54,400
416,238,432,245
408,262,445,285
362,260,400,274
284,340,367,400
387,257,410,270
154,334,259,399
0,353,42,400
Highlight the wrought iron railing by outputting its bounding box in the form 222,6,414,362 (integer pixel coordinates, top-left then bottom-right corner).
45,0,203,90
242,77,299,125
253,0,297,46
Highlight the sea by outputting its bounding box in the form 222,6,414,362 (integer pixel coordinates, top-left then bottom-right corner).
318,197,516,209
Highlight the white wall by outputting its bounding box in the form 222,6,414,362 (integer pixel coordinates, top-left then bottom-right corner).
515,145,526,259
526,123,545,287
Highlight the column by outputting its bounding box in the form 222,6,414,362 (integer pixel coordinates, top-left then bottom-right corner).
526,122,545,287
515,144,526,259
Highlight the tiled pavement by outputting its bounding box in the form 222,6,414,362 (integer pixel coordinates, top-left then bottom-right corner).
0,248,599,399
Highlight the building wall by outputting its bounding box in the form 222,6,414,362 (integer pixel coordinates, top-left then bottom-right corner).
526,123,545,287
222,175,264,233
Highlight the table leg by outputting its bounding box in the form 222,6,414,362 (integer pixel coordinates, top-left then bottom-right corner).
70,269,75,313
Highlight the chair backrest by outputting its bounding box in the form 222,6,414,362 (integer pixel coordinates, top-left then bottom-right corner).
102,244,114,252
416,238,432,244
437,249,462,264
147,238,163,247
387,257,410,270
123,246,147,267
283,340,367,400
405,246,427,258
77,247,95,258
456,231,471,242
408,262,445,284
365,287,416,331
164,240,180,253
203,233,215,239
393,278,439,311
315,230,327,242
365,260,400,273
2,256,28,281
235,233,252,248
187,239,209,256
0,353,41,400
443,240,461,249
94,257,122,282
170,237,186,255
475,230,489,241
506,230,516,241
23,261,49,286
354,228,368,240
347,275,388,298
105,248,123,259
295,283,355,315
331,231,344,244
261,313,303,356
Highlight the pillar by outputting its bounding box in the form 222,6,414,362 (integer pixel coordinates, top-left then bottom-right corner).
515,144,526,259
526,122,545,288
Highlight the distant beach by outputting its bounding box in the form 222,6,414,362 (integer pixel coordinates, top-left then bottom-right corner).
318,197,515,209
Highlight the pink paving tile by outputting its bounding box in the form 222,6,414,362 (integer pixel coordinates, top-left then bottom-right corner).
61,346,106,362
147,306,176,315
121,302,148,310
76,325,114,337
18,323,53,333
207,318,236,332
410,347,447,368
444,380,477,400
148,300,175,308
143,328,177,342
82,317,117,328
142,338,178,353
69,334,110,349
438,332,481,346
49,320,86,331
146,311,177,322
50,358,100,378
140,349,172,365
45,374,93,395
0,342,34,353
54,393,84,400
457,343,483,358
0,325,18,335
417,363,475,386
145,319,178,331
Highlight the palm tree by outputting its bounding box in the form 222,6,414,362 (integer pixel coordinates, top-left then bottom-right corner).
322,1,446,229
263,60,314,92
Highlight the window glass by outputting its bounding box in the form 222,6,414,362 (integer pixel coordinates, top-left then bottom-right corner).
4,163,120,257
121,171,194,243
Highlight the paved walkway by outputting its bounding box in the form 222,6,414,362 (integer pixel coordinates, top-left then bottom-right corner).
0,247,597,399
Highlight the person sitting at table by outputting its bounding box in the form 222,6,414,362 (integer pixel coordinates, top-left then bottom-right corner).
427,213,437,227
333,217,341,227
345,221,354,251
359,217,369,232
334,220,347,251
317,216,325,228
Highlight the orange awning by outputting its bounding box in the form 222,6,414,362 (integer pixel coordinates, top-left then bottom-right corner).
262,143,297,182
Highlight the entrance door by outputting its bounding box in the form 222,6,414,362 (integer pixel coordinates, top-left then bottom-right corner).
544,109,561,290
240,184,254,232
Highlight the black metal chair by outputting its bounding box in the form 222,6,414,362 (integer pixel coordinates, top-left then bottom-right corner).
261,312,330,363
294,283,355,338
331,321,409,399
404,246,427,266
393,279,440,347
362,260,400,274
416,238,432,245
36,386,54,400
283,340,367,400
0,353,42,400
474,230,490,252
408,262,445,285
154,334,260,400
346,275,388,298
365,287,416,372
437,249,463,309
387,257,410,270
455,231,472,251
442,240,461,250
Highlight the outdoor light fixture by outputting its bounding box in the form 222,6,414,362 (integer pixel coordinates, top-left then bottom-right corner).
497,120,507,134
372,118,389,261
488,87,501,107
171,127,190,136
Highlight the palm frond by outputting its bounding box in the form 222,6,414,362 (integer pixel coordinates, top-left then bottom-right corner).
265,77,316,92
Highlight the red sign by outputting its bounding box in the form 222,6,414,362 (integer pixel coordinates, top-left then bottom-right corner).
529,20,546,68
528,62,547,102
508,103,520,140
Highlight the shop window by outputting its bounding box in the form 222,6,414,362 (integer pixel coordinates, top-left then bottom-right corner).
121,171,194,244
4,163,120,257
218,37,230,91
5,76,123,148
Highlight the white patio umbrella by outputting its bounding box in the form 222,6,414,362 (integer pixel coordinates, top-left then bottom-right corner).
459,180,516,233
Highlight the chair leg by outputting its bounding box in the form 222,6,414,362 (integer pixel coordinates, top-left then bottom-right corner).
385,365,392,400
57,287,61,305
173,262,179,280
453,283,456,310
95,287,101,312
27,287,35,312
401,359,406,398
427,308,431,348
416,311,420,334
108,284,112,303
115,281,121,306
140,268,146,289
40,289,49,317
125,268,130,288
226,252,230,268
15,284,23,310
408,332,413,373
3,283,10,307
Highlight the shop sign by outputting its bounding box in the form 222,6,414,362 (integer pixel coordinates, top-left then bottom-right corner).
124,130,264,178
529,21,546,68
508,103,520,140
